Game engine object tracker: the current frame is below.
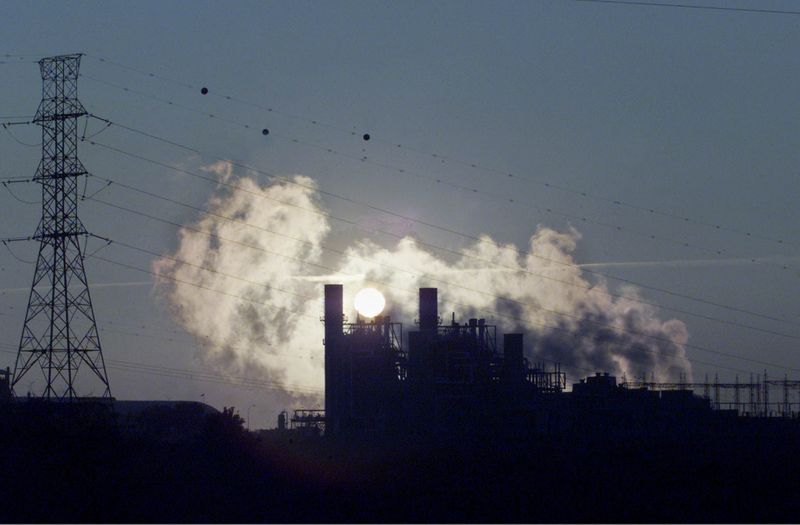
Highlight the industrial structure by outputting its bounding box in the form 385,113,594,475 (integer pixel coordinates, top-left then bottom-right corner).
311,284,799,440
321,284,569,437
620,373,800,417
9,54,110,399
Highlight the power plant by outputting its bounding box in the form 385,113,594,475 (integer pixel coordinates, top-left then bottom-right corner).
283,284,797,441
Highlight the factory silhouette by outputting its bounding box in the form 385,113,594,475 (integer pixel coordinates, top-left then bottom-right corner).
257,284,800,522
275,284,795,444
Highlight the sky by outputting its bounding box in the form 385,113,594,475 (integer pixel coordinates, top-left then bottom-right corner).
0,0,798,427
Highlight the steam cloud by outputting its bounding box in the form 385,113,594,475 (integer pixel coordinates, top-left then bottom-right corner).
153,163,692,406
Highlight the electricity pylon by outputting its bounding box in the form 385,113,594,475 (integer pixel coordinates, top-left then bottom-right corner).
11,54,111,399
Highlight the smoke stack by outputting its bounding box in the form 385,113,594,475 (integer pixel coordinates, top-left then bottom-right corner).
419,288,438,331
503,333,524,383
324,284,343,338
324,284,344,434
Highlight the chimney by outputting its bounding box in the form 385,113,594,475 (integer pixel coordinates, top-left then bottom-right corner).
324,284,343,339
324,284,344,435
503,333,524,383
419,288,438,331
469,318,478,338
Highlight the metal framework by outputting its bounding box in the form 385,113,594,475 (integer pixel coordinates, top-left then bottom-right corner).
344,318,406,380
11,54,110,399
620,372,800,418
527,361,567,393
290,409,327,435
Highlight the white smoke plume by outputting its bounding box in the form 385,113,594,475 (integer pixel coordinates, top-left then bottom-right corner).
153,165,692,406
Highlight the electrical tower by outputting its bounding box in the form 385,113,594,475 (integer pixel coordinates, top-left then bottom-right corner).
11,54,110,399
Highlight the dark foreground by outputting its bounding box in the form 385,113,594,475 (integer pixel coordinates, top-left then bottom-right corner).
0,402,797,523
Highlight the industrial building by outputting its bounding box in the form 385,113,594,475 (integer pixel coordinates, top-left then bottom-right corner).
310,284,734,440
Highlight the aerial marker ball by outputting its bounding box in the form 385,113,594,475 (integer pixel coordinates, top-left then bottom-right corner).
362,133,371,141
262,128,270,136
201,87,209,95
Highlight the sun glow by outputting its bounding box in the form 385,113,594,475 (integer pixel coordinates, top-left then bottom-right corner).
354,287,386,318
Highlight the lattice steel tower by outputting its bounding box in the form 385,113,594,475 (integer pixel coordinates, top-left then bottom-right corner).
12,54,110,399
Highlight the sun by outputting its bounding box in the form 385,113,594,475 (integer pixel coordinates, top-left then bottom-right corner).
354,287,386,318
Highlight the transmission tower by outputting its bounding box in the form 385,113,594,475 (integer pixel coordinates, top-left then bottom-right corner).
11,54,111,399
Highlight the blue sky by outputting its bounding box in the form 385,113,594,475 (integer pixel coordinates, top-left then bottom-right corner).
1,1,798,424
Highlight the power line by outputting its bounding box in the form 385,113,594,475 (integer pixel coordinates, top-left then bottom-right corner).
0,344,323,395
0,307,321,360
107,357,322,395
102,318,198,338
82,55,799,252
572,0,800,16
119,240,318,304
79,77,800,263
0,311,634,392
1,123,40,147
86,196,345,284
99,326,319,361
1,182,38,205
108,364,322,395
6,233,765,378
94,249,771,376
85,170,800,341
0,53,47,58
92,251,319,322
83,111,800,276
79,203,799,374
0,311,593,384
83,135,799,328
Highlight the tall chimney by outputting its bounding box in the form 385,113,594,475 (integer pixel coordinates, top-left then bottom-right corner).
419,288,438,331
324,284,344,435
324,284,343,338
503,333,524,383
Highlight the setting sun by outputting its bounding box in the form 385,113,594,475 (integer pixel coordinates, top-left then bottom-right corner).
354,287,385,318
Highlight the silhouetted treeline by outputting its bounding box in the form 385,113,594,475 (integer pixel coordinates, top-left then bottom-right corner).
0,402,797,523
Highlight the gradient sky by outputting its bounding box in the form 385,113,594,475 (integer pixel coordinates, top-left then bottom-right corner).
1,0,798,427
